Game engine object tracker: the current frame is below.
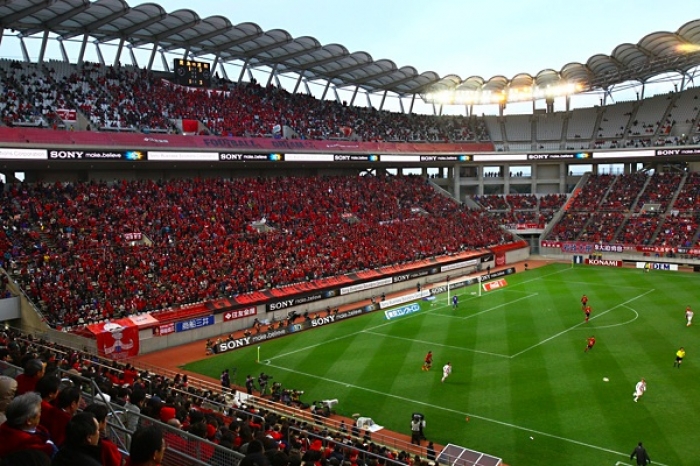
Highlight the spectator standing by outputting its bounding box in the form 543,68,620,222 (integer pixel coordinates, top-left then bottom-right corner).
630,441,651,465
426,441,436,461
124,389,146,432
245,375,255,395
221,369,230,389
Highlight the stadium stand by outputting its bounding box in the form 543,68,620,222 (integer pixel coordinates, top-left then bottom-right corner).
1,175,514,328
544,172,700,247
0,319,466,466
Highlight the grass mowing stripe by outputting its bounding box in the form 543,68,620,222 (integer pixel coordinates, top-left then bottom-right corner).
182,264,698,465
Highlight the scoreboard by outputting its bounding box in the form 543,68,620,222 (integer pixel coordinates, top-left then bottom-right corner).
173,59,211,88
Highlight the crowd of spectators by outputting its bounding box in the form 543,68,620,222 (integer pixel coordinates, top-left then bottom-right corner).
1,60,487,143
545,172,700,247
1,175,514,328
472,193,567,229
0,329,434,466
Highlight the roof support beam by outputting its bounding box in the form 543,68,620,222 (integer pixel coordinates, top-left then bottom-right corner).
114,37,125,67
273,73,281,89
293,71,305,94
160,49,170,72
0,28,4,47
132,19,201,48
379,90,387,111
23,1,91,37
349,86,359,106
244,41,315,66
398,96,405,114
103,12,167,41
238,58,250,84
57,37,69,62
321,80,331,100
408,94,416,114
93,40,105,66
147,42,159,71
0,0,54,28
160,26,234,52
128,44,138,68
219,63,229,81
265,64,277,87
37,30,49,66
19,36,29,62
62,8,130,41
333,87,340,104
76,33,88,68
211,55,220,76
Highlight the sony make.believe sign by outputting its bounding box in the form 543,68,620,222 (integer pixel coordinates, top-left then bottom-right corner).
215,306,367,353
48,149,147,161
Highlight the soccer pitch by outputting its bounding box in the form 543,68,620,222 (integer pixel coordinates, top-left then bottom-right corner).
183,263,700,466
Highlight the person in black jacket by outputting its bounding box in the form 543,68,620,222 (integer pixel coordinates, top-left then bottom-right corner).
51,412,102,466
630,441,651,465
240,439,270,466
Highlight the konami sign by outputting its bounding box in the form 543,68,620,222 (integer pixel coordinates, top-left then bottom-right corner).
585,259,622,267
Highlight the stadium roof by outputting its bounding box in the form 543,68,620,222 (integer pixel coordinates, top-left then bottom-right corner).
1,0,700,100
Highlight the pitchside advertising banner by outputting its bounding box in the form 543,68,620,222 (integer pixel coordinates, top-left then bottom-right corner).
215,306,369,354
542,240,700,256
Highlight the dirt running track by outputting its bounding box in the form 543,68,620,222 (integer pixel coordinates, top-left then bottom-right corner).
134,261,545,462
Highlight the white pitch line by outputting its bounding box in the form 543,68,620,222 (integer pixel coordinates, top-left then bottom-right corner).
261,360,670,466
510,289,655,358
590,305,639,329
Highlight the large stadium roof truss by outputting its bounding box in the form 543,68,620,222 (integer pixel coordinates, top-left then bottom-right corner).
1,1,700,106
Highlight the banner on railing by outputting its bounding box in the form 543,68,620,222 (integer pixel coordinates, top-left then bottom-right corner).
88,318,140,359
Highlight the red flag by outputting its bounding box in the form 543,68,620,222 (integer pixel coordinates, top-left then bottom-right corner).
182,119,199,133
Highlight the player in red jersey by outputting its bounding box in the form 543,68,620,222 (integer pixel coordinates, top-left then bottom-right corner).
585,336,596,352
584,305,592,322
581,294,588,310
422,351,433,371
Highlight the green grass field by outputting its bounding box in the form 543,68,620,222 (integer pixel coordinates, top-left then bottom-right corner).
183,263,700,466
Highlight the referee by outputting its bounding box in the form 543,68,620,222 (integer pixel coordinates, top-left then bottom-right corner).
674,347,686,368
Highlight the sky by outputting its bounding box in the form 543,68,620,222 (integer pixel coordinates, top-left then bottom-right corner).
128,0,698,82
1,1,699,114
